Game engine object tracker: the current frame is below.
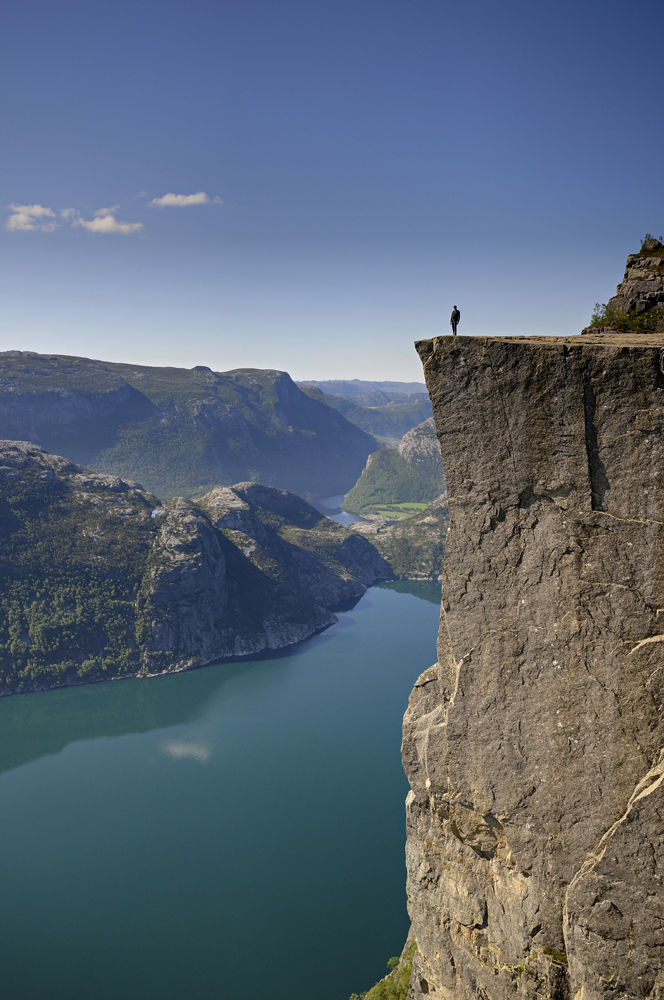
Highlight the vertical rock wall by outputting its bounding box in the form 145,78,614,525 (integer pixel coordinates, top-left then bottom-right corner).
404,332,664,1000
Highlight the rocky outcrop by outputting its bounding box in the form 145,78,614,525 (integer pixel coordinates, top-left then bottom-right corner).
0,442,390,694
403,331,664,1000
607,238,664,317
398,418,446,469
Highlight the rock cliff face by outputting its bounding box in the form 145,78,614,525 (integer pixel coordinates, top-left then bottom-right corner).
404,331,664,1000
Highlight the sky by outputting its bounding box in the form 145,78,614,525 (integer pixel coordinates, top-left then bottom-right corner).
1,0,663,382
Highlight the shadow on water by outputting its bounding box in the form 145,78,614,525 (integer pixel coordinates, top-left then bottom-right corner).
376,579,442,605
0,622,348,777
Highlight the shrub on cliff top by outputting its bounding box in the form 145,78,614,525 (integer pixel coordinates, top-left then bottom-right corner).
589,302,664,332
640,233,664,250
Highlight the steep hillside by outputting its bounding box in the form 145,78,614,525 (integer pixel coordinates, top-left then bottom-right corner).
0,352,377,500
351,494,449,580
0,441,390,695
343,418,446,513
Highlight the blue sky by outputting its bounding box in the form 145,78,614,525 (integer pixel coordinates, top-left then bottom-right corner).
1,0,663,381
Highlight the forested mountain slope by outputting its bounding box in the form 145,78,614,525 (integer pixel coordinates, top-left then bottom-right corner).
343,418,445,512
0,352,377,500
0,441,390,695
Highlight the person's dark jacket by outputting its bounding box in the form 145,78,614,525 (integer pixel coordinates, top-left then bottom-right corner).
450,309,460,324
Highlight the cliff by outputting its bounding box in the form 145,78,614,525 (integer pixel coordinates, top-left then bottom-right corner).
0,442,390,695
403,330,664,1000
0,352,376,500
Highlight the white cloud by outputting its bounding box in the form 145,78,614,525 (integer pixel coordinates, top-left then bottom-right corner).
73,207,143,235
6,204,58,232
60,208,76,219
149,191,221,207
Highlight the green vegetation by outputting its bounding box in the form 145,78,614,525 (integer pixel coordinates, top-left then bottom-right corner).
0,448,160,694
344,449,444,513
373,502,427,519
341,420,448,579
541,947,568,965
0,445,391,695
589,302,664,333
349,939,418,1000
372,495,449,580
0,353,377,501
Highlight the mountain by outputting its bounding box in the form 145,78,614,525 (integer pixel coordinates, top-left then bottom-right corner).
0,352,377,500
586,237,664,332
351,494,449,581
314,391,432,443
0,441,390,696
297,379,427,397
343,417,446,513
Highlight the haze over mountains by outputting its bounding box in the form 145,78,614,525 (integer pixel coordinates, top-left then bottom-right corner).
0,352,377,500
297,379,427,397
298,380,432,445
0,352,451,694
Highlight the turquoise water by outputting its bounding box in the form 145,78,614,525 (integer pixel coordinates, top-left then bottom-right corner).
0,582,440,1000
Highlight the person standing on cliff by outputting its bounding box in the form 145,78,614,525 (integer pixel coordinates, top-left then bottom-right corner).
450,306,460,336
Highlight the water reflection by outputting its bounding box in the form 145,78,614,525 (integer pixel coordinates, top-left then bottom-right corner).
0,585,440,1000
0,660,252,777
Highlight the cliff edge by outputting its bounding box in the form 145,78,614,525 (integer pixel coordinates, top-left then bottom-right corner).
404,330,664,1000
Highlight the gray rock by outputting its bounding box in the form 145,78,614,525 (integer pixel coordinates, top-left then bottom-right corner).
403,331,664,1000
398,417,447,472
607,251,664,317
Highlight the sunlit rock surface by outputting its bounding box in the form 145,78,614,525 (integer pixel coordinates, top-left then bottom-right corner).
403,331,664,1000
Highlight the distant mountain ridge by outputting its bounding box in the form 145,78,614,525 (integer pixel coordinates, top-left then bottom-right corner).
297,379,427,397
0,352,377,500
299,380,432,444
